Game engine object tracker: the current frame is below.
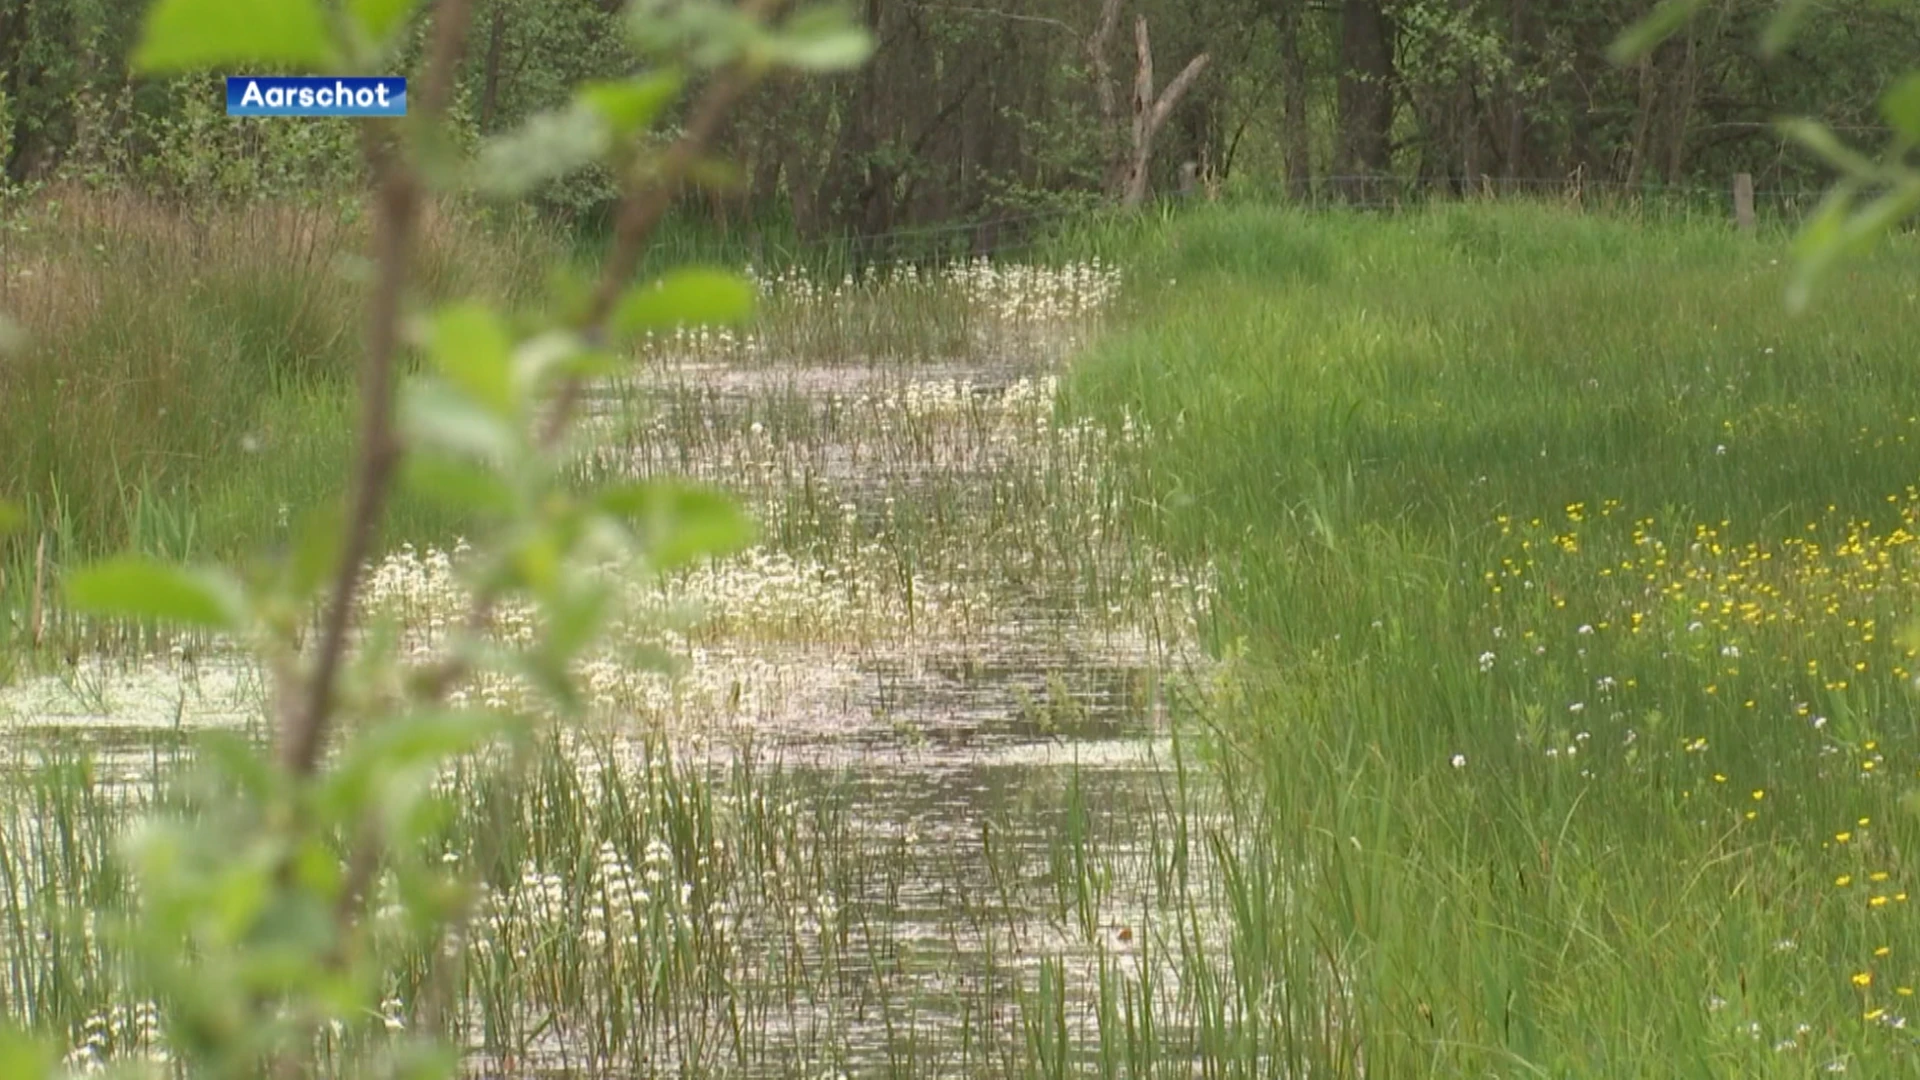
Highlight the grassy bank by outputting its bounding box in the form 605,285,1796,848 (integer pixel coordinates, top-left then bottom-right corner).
1067,202,1920,1075
0,193,1095,663
0,194,566,661
0,193,560,555
0,231,1235,1074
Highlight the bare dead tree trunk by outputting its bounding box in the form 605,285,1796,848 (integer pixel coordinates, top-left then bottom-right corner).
1086,2,1208,208
1118,16,1210,208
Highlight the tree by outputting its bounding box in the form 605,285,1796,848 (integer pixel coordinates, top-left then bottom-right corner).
1334,0,1394,197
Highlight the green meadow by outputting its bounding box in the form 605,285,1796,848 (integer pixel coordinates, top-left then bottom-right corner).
1066,202,1920,1075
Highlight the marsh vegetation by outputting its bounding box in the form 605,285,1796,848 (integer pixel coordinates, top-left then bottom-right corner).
10,184,1920,1078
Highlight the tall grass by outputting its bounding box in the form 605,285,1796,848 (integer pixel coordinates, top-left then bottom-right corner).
0,727,1349,1077
1068,201,1920,1075
0,227,1248,1075
0,191,558,549
0,192,560,660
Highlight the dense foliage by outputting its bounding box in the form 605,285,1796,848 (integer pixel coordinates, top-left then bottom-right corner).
2,0,1916,235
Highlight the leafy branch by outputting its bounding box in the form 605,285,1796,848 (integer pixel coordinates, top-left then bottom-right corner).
14,1,872,1077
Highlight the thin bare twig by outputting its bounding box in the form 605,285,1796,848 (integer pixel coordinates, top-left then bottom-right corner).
538,62,762,444
405,0,791,706
918,3,1076,34
280,0,476,778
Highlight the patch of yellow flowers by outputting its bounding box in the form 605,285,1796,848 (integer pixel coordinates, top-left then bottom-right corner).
1481,487,1920,1035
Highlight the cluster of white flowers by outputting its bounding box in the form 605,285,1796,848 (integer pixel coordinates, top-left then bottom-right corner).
339,340,1216,739
61,1002,165,1074
4,248,1247,1072
633,260,1125,364
947,259,1123,323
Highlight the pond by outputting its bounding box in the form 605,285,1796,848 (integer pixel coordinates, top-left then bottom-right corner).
1,263,1248,1077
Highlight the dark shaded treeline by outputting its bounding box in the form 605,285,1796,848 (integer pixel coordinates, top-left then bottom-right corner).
1,0,1913,237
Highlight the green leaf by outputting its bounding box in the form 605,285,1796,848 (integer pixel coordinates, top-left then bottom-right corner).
684,156,746,194
764,5,874,72
1788,182,1859,311
323,709,523,818
510,530,563,593
400,380,521,465
474,106,610,199
506,648,582,715
621,640,689,678
286,500,345,599
1896,616,1920,657
361,709,522,772
549,346,622,383
134,0,334,73
1780,118,1876,177
1844,178,1920,242
1881,73,1920,142
0,1028,54,1080
428,302,517,418
402,453,519,517
0,499,22,537
539,578,612,662
194,731,282,803
628,0,760,66
1815,180,1920,294
599,480,754,570
1760,0,1816,57
614,267,757,336
66,556,247,630
0,315,23,354
579,71,685,137
348,0,423,44
513,331,615,394
1608,0,1705,64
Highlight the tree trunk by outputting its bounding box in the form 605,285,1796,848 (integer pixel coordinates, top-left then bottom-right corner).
1114,17,1210,208
1624,54,1656,189
1086,0,1127,195
1276,0,1311,200
476,0,506,135
1457,78,1481,191
2,0,36,182
1335,0,1394,200
1501,0,1528,180
1664,30,1699,184
816,0,892,243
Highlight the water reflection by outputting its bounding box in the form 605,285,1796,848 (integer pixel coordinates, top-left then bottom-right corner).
3,283,1231,1075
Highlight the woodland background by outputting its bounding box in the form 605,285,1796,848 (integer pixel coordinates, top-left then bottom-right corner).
1,0,1916,243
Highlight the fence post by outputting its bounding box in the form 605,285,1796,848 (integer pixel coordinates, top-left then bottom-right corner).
1733,173,1756,234
1178,160,1200,200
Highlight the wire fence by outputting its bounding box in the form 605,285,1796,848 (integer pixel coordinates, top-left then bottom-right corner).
1226,173,1824,214
653,173,1837,274
0,169,1831,278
